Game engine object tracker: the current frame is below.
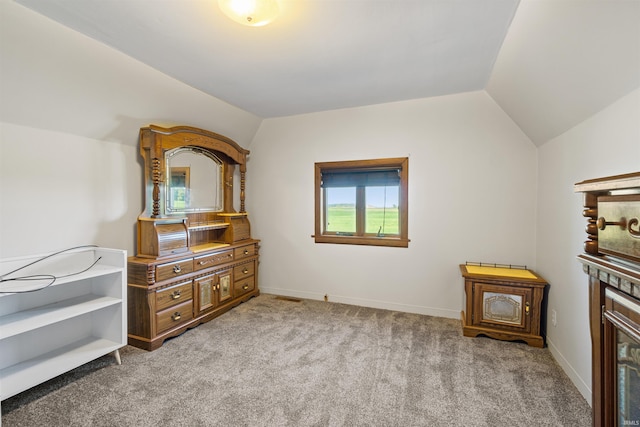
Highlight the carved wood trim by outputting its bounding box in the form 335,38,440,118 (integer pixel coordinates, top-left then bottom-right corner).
151,157,161,217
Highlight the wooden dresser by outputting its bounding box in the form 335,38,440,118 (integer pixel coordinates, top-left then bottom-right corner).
127,125,260,350
128,240,259,350
575,172,640,426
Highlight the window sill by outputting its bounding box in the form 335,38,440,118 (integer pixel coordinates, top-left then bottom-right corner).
312,235,409,248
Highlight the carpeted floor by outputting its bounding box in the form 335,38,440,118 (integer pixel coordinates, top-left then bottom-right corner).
1,294,591,426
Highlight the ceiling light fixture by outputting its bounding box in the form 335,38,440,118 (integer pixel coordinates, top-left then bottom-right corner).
218,0,280,27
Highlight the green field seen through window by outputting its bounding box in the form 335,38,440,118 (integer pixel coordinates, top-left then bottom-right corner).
326,205,399,234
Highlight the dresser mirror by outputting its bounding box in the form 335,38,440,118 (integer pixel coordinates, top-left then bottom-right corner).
165,147,224,214
136,125,252,258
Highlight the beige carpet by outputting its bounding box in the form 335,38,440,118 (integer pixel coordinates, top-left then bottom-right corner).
1,294,591,426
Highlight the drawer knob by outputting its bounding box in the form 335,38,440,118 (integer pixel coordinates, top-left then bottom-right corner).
242,268,249,274
243,249,249,255
242,284,249,290
597,216,627,231
172,312,181,321
173,265,182,274
597,216,640,238
171,290,181,299
525,302,530,316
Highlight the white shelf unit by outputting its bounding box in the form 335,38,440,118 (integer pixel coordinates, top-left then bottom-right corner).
0,247,126,401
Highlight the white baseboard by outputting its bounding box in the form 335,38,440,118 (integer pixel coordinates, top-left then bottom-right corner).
547,337,592,406
261,286,461,320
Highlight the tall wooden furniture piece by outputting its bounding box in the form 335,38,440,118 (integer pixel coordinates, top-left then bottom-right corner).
0,246,126,400
460,263,549,347
575,172,640,427
127,125,260,351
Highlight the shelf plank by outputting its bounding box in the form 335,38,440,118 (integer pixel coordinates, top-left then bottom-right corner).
191,243,231,253
0,337,122,400
0,295,121,340
188,222,230,231
0,265,122,295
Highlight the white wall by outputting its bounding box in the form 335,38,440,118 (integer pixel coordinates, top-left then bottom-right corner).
247,91,539,318
0,1,262,258
0,123,141,257
536,88,640,403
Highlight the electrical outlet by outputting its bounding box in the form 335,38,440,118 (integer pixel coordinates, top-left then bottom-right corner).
551,309,557,327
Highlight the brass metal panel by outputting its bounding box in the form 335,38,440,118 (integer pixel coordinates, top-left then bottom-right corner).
598,195,640,262
482,292,522,325
195,275,215,313
472,282,531,331
219,273,232,303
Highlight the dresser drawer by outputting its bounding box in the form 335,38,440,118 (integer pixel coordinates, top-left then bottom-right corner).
234,244,256,260
234,275,255,297
155,281,193,312
598,195,640,262
156,300,193,334
234,261,255,279
156,259,193,282
193,250,234,271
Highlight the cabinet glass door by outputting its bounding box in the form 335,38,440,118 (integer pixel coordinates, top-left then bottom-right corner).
219,271,232,303
605,288,640,426
482,291,523,325
615,328,640,425
196,275,215,313
473,282,531,330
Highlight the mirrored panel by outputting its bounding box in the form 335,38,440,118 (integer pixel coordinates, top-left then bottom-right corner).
482,292,522,325
616,329,640,425
166,147,223,213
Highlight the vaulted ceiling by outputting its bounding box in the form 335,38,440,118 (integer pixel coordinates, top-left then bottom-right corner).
15,0,640,146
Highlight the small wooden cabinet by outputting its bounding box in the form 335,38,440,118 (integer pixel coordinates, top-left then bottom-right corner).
460,264,549,348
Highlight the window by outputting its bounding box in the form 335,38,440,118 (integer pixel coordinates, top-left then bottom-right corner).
314,158,409,247
169,167,190,210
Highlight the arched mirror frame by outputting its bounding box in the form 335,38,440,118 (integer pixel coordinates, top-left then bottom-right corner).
139,125,249,218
